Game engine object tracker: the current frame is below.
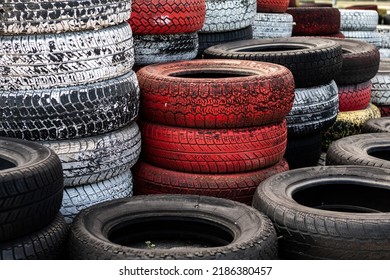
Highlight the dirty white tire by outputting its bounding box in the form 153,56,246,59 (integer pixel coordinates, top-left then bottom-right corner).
252,13,293,39
341,30,382,48
379,48,390,58
0,0,131,35
0,71,140,141
0,23,134,91
201,0,256,32
134,33,198,65
371,59,390,105
42,122,141,187
61,170,133,224
340,9,379,31
377,25,390,48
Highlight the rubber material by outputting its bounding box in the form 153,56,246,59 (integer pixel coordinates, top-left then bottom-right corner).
338,81,372,112
257,0,289,13
362,117,390,133
371,59,390,106
252,13,293,39
341,30,382,48
284,133,322,169
340,9,379,31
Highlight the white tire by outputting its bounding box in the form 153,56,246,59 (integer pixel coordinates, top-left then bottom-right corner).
252,13,293,39
341,30,382,48
340,9,378,31
371,59,390,105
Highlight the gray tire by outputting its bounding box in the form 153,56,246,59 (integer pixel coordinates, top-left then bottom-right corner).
0,23,134,90
377,25,390,48
61,170,133,224
42,122,141,187
341,30,382,48
252,13,293,39
0,0,131,35
340,9,379,31
371,59,390,105
0,71,140,141
201,0,256,32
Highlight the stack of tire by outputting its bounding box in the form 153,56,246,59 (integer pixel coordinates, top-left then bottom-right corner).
376,25,390,58
321,38,381,150
197,0,256,57
128,0,206,66
132,59,294,204
252,0,293,39
339,9,381,48
0,0,141,224
371,59,390,117
203,37,343,168
0,138,67,259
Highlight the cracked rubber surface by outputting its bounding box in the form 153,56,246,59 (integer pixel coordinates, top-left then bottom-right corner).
338,81,371,112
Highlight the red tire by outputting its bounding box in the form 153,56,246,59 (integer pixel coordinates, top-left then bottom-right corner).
338,81,372,112
287,7,340,36
133,159,289,204
377,105,390,117
140,120,287,174
257,0,289,13
129,0,206,35
137,59,295,128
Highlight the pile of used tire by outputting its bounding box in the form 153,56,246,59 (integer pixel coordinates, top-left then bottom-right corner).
371,59,390,116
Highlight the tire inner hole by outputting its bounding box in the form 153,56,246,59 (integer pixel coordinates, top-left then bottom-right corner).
367,147,390,161
169,70,254,79
234,44,309,52
108,216,235,249
292,183,390,213
0,157,16,170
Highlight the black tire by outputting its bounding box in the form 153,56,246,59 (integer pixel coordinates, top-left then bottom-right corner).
362,117,390,133
0,0,131,35
68,194,278,259
326,133,390,168
0,71,140,141
203,37,343,88
252,165,390,259
284,133,322,169
0,214,68,260
0,138,63,241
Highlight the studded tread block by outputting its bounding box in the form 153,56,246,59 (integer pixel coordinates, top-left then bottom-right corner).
338,81,372,112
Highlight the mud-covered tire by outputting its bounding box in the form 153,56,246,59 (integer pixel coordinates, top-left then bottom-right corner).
341,30,382,48
0,0,131,35
68,194,278,260
42,122,141,187
0,23,134,91
138,59,295,128
326,133,390,168
286,7,341,36
362,117,390,133
203,37,343,88
133,33,198,65
129,0,206,35
0,138,63,241
0,71,140,141
329,38,380,85
140,120,287,174
133,159,289,204
338,81,372,112
284,133,322,169
252,165,390,259
340,9,379,31
287,80,339,136
60,170,133,224
201,0,257,32
257,0,290,13
252,13,293,39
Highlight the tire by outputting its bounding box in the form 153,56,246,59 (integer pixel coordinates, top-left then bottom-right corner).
326,133,390,168
371,59,390,105
340,9,379,31
42,122,141,187
286,7,341,36
257,0,289,13
133,32,198,65
0,137,63,241
0,23,134,91
299,2,332,7
0,71,140,141
201,0,257,32
321,103,381,150
69,195,278,260
140,120,287,174
198,26,253,57
377,105,390,117
252,165,390,259
138,59,295,128
317,152,327,166
379,48,390,58
345,5,378,11
362,117,390,133
0,214,68,260
338,81,372,112
0,0,131,35
203,37,343,88
129,0,206,34
341,30,382,48
61,170,133,224
252,13,293,39
329,38,380,85
133,159,289,204
286,80,339,136
284,133,322,169
377,25,390,48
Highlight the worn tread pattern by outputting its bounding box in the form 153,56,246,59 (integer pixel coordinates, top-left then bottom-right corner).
341,30,382,48
129,0,206,34
338,81,371,112
42,122,141,187
133,159,289,205
0,71,140,141
0,214,68,260
371,59,390,105
0,0,131,35
340,9,379,31
362,117,390,133
252,12,293,39
61,170,133,223
140,120,287,174
201,0,257,32
0,23,134,90
257,0,289,13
